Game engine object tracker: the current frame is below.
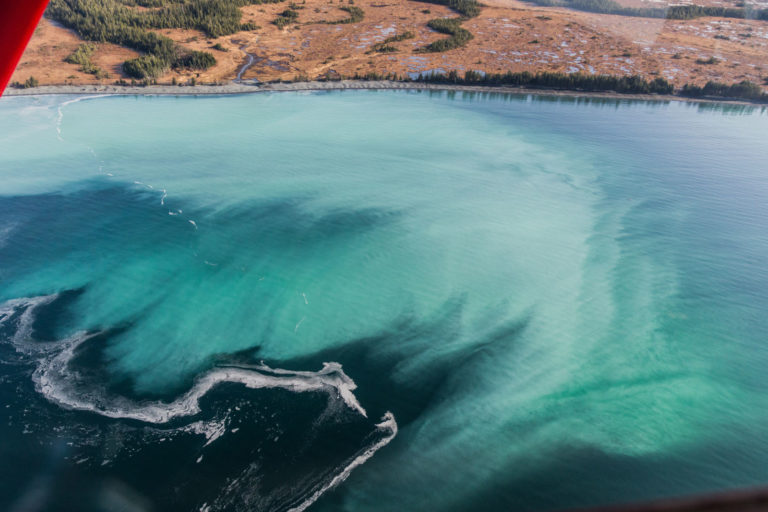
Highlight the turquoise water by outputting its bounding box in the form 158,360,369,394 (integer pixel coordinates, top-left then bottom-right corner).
1,91,767,511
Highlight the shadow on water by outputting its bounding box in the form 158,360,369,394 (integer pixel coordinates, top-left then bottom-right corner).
17,281,529,432
255,297,531,429
9,290,768,512
444,427,768,512
214,298,530,511
1,295,394,512
29,289,86,341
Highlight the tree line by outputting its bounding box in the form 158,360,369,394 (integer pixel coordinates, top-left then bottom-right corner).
680,80,767,101
64,42,111,78
348,69,767,102
416,0,481,53
415,69,676,94
368,31,415,53
422,18,473,52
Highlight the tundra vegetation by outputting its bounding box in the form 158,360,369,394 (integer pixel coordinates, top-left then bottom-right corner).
47,0,282,78
321,5,365,23
273,8,299,27
64,43,110,78
368,31,415,53
39,0,768,102
11,76,40,88
417,0,480,52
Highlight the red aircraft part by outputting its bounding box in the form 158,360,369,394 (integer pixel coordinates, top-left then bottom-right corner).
0,0,51,95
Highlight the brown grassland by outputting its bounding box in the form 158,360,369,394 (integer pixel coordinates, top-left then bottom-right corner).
10,0,768,90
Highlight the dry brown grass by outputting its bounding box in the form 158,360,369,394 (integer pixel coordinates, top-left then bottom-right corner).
11,0,768,89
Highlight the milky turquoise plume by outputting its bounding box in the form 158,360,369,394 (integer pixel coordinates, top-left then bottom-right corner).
1,91,767,511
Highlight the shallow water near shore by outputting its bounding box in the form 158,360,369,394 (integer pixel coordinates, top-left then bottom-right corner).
1,90,768,511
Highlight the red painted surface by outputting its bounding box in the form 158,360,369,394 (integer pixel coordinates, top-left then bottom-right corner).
0,0,51,95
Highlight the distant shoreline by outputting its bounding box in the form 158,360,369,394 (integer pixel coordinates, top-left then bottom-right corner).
4,80,765,107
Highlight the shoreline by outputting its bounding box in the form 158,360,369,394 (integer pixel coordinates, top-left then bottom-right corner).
3,80,765,107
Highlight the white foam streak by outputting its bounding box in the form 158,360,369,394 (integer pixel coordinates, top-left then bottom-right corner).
3,295,399,511
0,294,58,345
254,361,366,417
133,181,155,191
287,412,398,512
184,418,229,447
31,336,369,423
4,296,369,422
55,95,115,140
